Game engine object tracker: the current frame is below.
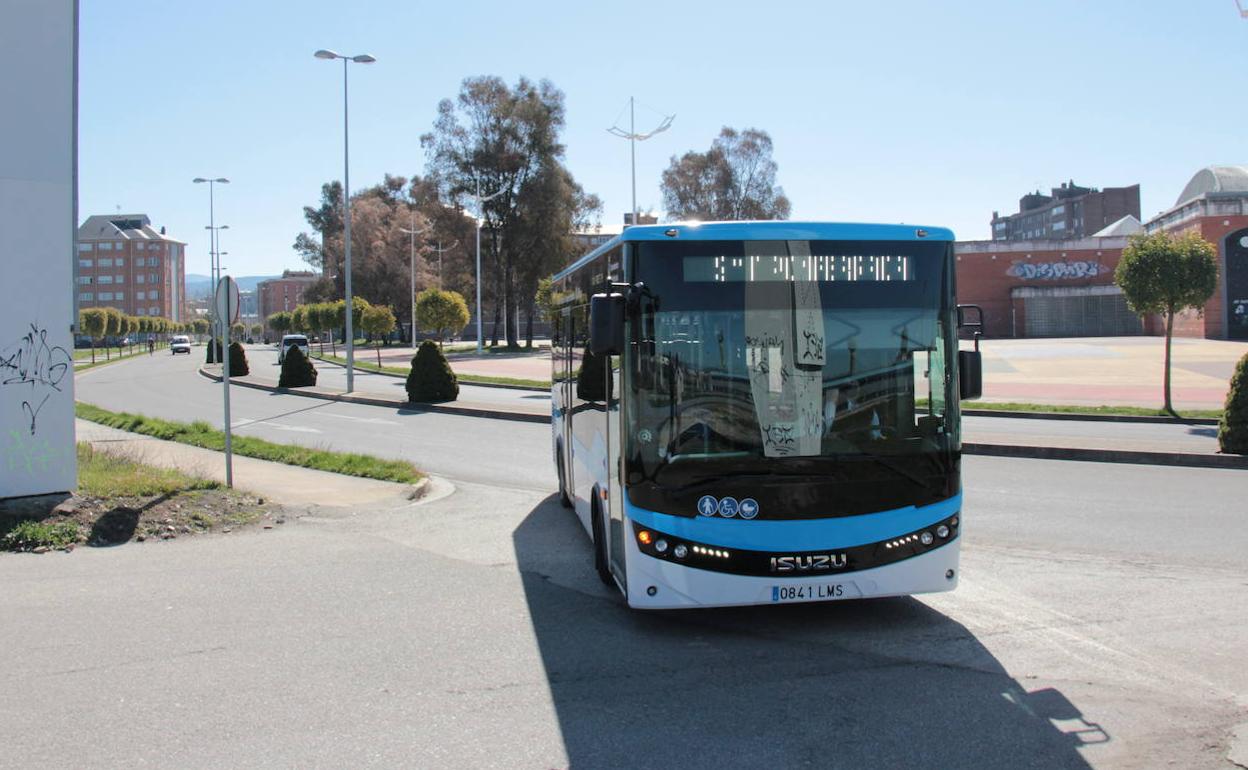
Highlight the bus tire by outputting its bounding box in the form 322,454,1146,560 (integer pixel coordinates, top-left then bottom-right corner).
591,498,613,586
556,446,572,509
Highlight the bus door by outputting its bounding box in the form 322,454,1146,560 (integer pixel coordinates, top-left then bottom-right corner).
561,307,575,499
606,350,626,584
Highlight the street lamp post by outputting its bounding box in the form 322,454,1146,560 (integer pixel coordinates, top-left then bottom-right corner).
193,177,229,358
468,180,503,354
398,211,423,346
607,97,674,225
315,49,375,393
429,240,457,289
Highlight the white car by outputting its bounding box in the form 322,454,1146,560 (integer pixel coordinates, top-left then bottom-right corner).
278,334,310,363
170,335,191,355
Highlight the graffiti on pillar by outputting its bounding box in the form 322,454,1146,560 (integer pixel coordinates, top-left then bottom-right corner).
1006,260,1109,281
1,322,73,435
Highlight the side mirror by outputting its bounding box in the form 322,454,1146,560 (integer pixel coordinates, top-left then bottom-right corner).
590,293,625,356
958,350,983,401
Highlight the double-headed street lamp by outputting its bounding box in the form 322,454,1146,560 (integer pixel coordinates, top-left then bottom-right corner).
314,48,375,393
468,180,503,354
193,177,229,356
607,97,674,225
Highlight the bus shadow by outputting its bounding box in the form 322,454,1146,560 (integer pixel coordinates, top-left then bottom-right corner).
513,497,1103,769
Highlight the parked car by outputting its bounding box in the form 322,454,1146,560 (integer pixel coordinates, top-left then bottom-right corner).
170,335,192,355
278,334,310,364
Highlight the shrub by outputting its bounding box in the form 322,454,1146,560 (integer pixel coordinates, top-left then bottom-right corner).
1218,352,1248,455
278,344,317,388
406,340,458,402
228,342,249,377
206,339,223,364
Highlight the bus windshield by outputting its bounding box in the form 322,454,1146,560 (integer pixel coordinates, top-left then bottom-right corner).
626,239,959,516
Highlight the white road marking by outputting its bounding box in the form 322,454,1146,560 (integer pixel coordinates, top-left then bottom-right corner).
321,413,399,426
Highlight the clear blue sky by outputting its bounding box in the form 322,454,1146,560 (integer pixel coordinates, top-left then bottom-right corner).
80,0,1248,278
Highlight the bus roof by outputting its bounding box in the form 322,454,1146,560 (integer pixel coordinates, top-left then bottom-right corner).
553,220,955,282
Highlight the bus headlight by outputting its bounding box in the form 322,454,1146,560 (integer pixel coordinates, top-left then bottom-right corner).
655,539,669,554
673,544,688,559
920,531,934,546
937,525,950,539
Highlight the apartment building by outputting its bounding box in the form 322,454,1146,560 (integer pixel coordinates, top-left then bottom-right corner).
990,181,1140,242
76,214,186,320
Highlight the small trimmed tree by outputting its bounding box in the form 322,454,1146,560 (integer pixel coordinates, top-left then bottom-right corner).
79,308,106,363
103,307,123,360
230,322,245,342
278,343,317,387
249,323,263,341
1219,352,1248,455
406,340,458,402
267,311,291,341
227,341,250,376
415,288,469,348
1115,231,1219,417
361,304,397,366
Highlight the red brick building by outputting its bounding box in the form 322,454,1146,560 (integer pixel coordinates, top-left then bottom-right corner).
256,270,320,325
76,214,187,321
956,165,1248,340
955,236,1132,338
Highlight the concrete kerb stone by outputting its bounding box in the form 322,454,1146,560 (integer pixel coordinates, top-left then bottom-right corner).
963,407,1220,426
198,367,1247,471
310,353,547,392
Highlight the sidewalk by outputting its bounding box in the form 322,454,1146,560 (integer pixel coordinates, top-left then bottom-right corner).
76,419,428,509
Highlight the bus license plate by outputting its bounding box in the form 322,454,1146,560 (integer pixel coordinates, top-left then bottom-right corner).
772,583,847,603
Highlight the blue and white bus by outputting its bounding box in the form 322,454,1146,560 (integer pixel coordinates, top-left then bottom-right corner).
550,221,982,609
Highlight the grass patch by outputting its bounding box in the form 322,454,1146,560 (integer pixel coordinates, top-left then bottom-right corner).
77,443,220,497
75,402,423,484
961,400,1223,419
3,520,81,551
313,352,550,389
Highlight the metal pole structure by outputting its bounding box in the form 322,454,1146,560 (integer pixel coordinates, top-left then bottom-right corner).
470,180,503,355
315,49,375,393
341,56,355,393
398,211,423,346
221,274,233,488
607,98,674,225
430,241,457,289
193,177,229,359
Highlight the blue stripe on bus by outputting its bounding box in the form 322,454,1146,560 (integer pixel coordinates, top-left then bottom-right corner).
624,492,961,552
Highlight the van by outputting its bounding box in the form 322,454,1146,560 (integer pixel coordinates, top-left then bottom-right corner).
278,334,310,364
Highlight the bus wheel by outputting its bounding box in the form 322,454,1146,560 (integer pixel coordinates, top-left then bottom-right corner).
591,499,613,586
556,446,572,509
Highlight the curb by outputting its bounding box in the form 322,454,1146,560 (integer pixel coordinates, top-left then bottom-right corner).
200,367,1245,470
963,442,1248,470
963,408,1219,426
197,367,548,425
309,354,547,392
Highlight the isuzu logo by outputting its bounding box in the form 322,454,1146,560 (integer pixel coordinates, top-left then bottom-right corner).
769,553,848,572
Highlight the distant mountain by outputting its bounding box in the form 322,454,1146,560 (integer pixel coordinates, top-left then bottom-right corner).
185,273,283,298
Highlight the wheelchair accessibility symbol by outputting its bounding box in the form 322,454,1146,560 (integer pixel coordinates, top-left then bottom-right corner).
717,497,739,517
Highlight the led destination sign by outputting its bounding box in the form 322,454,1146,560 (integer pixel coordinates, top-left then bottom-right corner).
683,254,914,283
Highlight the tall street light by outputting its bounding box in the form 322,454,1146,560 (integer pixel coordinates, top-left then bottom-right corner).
315,48,376,393
429,240,457,289
397,211,423,346
607,97,673,225
468,180,503,355
193,177,229,357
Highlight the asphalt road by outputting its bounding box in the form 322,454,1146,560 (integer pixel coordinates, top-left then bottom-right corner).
12,351,1243,768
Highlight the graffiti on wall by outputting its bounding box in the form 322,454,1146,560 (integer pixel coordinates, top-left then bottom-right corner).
1006,260,1109,281
1,322,73,435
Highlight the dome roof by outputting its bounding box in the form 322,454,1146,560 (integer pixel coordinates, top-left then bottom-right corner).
1175,165,1248,206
